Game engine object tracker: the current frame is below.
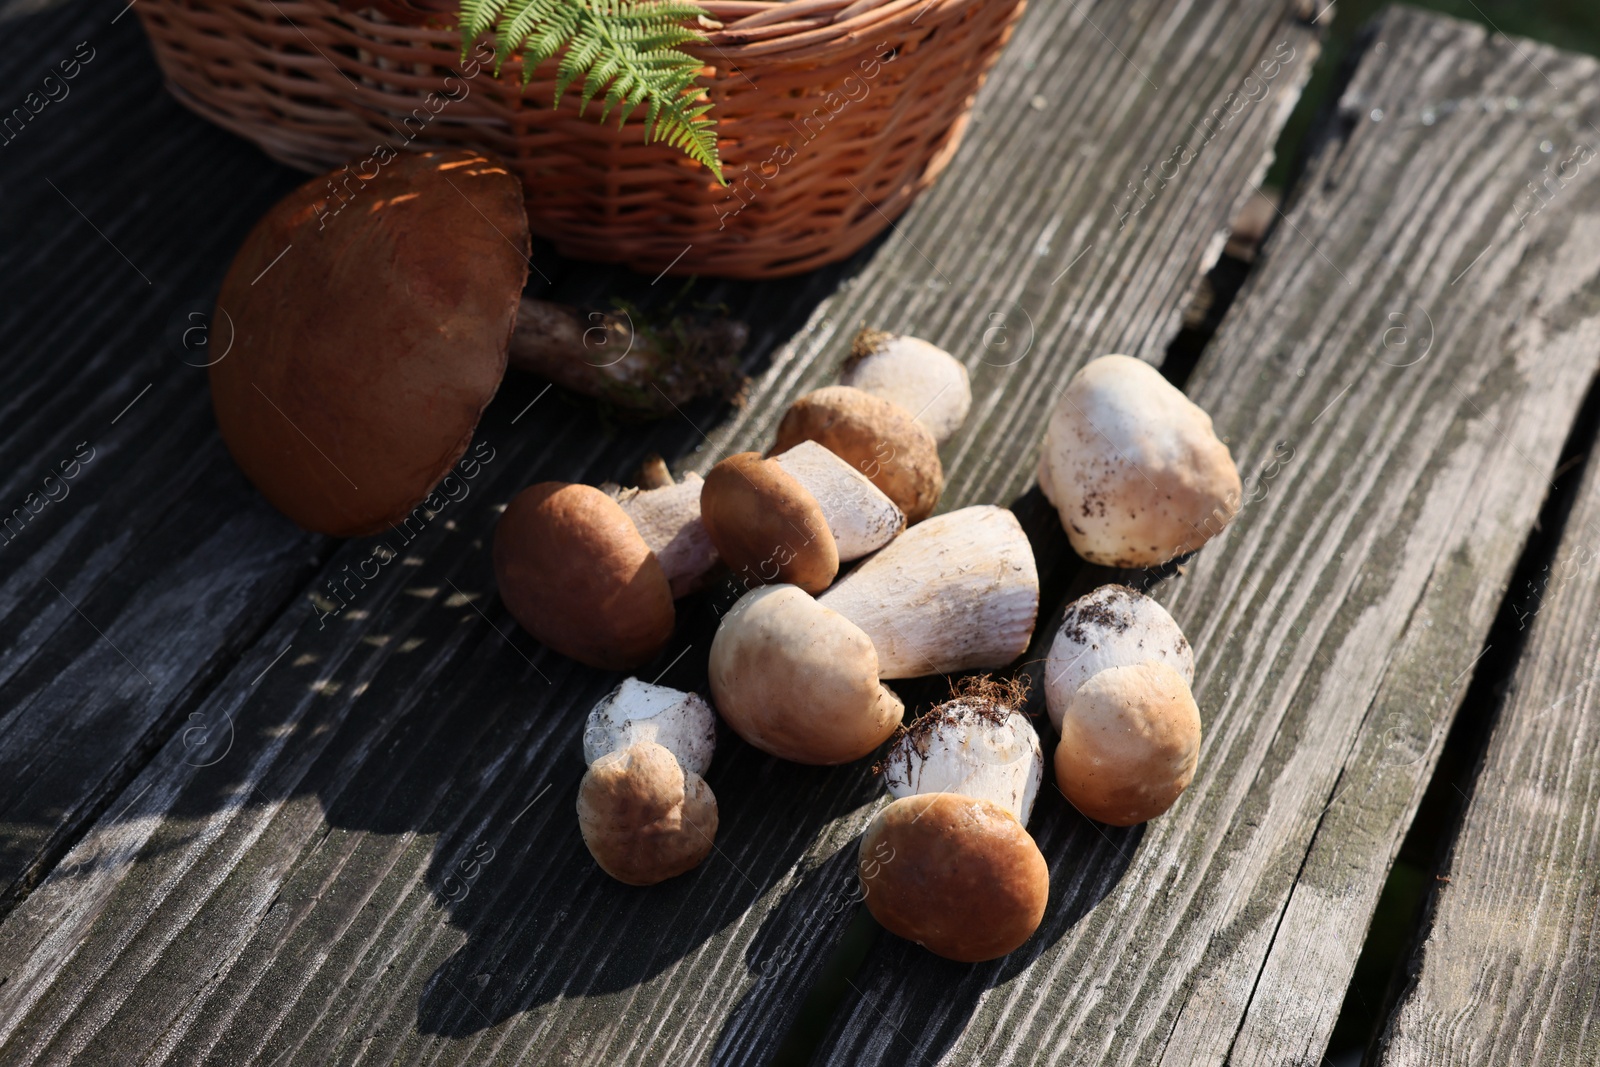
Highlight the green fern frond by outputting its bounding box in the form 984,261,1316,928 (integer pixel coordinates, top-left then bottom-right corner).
460,0,724,183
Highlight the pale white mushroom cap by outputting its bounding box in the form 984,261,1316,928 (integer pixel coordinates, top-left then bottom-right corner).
818,505,1039,678
1038,354,1242,568
1044,584,1194,733
771,440,904,561
879,694,1043,825
613,473,718,598
840,332,972,443
583,677,716,776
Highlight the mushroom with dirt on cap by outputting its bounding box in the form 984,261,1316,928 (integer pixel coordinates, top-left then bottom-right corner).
859,678,1049,962
1046,584,1202,826
708,506,1039,765
840,328,972,444
1037,354,1242,567
577,678,719,885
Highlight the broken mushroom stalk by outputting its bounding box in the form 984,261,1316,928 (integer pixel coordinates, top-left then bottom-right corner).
700,441,905,595
1038,354,1242,567
708,506,1039,765
508,297,749,416
840,328,972,444
577,678,719,885
860,678,1049,962
1046,585,1202,826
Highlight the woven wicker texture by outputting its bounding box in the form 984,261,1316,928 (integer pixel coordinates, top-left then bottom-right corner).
135,0,1027,278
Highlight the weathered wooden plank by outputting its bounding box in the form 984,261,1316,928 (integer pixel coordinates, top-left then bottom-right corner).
0,0,1320,1064
1377,166,1600,1067
0,0,323,912
817,8,1600,1066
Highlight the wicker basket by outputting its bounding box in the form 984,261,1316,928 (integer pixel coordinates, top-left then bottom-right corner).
135,0,1026,278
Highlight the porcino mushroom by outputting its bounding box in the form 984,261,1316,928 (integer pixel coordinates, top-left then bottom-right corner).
708,585,904,764
577,678,718,885
1044,584,1193,733
1037,354,1242,567
494,483,675,670
817,505,1039,677
840,329,972,444
211,149,528,536
1054,660,1201,826
609,469,718,599
700,442,904,595
860,680,1048,962
771,386,944,523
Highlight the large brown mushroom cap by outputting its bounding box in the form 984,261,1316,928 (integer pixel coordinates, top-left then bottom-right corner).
701,452,839,594
211,149,529,537
1055,660,1201,826
493,482,674,670
859,793,1048,962
771,386,943,524
708,585,903,764
577,741,717,886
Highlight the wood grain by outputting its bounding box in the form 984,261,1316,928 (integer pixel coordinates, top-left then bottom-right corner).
817,9,1600,1066
0,0,1321,1063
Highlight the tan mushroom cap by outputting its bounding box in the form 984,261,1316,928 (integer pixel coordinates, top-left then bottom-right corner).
859,793,1048,962
493,482,674,671
1055,661,1201,826
577,741,717,885
211,149,529,536
771,386,943,524
700,452,839,594
708,585,903,764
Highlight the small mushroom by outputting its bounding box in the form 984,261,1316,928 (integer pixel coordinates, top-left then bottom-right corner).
1044,585,1193,733
878,678,1043,824
494,483,675,670
817,506,1039,678
841,329,972,444
577,679,718,885
858,795,1048,962
211,149,528,536
771,386,944,524
1037,355,1242,567
700,442,904,594
1054,660,1201,826
708,585,904,764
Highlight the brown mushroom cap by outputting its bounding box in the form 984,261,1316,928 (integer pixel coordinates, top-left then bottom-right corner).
708,585,903,764
700,452,839,594
577,741,717,885
493,482,674,670
770,386,943,524
859,793,1048,962
1054,661,1201,826
211,149,529,537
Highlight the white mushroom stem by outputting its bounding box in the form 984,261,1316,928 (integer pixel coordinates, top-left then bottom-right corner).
770,440,905,561
818,505,1039,678
1044,584,1194,733
879,695,1042,824
613,473,718,598
583,677,717,776
842,330,972,444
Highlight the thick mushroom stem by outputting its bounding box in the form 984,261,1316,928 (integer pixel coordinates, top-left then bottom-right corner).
841,329,972,444
612,474,718,598
769,441,904,561
1044,584,1194,733
878,682,1042,825
818,506,1039,678
583,677,717,776
508,297,748,416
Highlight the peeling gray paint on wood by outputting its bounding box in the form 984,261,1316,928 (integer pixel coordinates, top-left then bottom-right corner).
0,0,1322,1063
817,9,1600,1066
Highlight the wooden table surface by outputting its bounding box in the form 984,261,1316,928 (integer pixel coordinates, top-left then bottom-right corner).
1,1,1597,1064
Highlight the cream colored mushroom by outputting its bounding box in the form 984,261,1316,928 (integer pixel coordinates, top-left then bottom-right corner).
771,441,905,559
818,505,1039,677
1038,354,1241,567
576,679,719,885
1044,584,1193,733
840,329,972,443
